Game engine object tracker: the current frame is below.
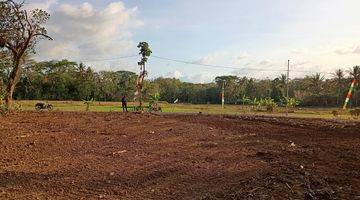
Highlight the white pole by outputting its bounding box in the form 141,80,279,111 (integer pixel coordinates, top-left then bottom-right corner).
222,82,225,109
286,60,290,117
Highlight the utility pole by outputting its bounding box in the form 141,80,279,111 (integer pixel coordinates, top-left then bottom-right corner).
286,60,290,117
222,81,225,109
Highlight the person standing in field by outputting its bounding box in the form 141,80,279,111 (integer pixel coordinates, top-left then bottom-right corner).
121,95,128,112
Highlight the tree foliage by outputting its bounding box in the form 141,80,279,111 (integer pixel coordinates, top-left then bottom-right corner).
136,41,152,109
0,59,358,108
0,0,51,108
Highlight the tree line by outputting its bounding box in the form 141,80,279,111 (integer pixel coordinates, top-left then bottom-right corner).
1,59,359,107
1,0,360,109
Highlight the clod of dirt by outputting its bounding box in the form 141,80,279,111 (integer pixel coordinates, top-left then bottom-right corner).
149,130,155,134
290,142,296,147
198,142,218,148
112,150,127,155
26,141,36,147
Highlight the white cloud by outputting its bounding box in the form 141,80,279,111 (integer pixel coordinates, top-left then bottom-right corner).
258,59,272,66
182,73,215,83
334,45,360,55
194,51,227,65
291,48,308,54
233,52,251,65
25,0,57,11
236,52,250,60
34,1,143,71
354,46,360,54
293,61,309,66
164,70,183,79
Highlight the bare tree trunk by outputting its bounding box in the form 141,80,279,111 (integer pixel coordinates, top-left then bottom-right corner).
5,57,21,109
138,64,145,109
138,79,143,108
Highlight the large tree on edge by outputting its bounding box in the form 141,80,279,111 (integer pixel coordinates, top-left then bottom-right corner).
0,0,51,108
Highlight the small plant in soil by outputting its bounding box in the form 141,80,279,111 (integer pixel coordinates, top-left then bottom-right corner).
254,97,278,113
83,98,95,111
148,92,162,112
284,97,300,113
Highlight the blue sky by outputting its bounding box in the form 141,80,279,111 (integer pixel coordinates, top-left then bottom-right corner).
27,0,360,83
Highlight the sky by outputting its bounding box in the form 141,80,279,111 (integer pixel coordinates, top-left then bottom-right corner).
26,0,360,83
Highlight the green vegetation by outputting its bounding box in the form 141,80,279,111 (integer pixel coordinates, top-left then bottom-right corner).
1,61,359,109
83,98,95,111
12,100,358,121
136,41,152,109
148,92,161,112
1,0,359,116
0,0,51,108
255,97,278,112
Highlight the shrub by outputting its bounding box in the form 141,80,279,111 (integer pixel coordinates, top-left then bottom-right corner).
83,98,95,111
148,92,161,112
240,95,252,105
285,97,300,108
253,97,278,112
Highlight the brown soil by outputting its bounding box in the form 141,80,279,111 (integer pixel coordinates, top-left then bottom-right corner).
0,112,359,199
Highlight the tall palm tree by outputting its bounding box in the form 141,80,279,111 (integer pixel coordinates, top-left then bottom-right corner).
331,69,345,106
348,66,360,81
308,73,324,94
278,74,287,97
347,66,360,106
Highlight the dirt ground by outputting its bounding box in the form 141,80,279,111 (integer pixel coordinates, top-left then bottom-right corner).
0,112,359,200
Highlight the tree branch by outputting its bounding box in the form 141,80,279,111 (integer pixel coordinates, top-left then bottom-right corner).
4,42,17,54
33,33,53,40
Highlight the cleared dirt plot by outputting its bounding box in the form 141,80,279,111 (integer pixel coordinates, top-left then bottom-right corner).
0,112,359,199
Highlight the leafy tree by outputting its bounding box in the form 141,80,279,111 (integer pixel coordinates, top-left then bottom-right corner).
154,77,181,103
0,0,51,108
270,77,284,102
348,66,360,106
117,71,137,100
136,42,152,108
302,73,325,105
331,69,345,106
2,56,359,108
215,75,240,104
278,74,287,96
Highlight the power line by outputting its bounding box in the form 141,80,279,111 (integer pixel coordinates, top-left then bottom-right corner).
152,55,332,74
0,55,139,64
0,53,338,75
76,54,138,62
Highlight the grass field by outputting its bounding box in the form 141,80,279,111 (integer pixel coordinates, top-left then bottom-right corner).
14,100,359,120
